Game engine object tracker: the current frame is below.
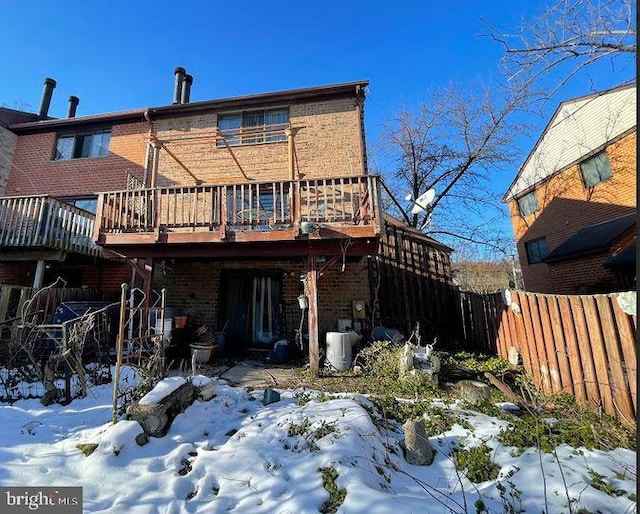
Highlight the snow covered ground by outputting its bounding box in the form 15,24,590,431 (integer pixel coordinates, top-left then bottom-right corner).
0,370,635,513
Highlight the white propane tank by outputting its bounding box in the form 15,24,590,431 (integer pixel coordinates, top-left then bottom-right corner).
325,332,353,371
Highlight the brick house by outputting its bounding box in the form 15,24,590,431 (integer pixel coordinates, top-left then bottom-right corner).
503,83,636,294
0,70,455,372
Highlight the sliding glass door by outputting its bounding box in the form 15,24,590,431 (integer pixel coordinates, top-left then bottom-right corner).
220,270,282,351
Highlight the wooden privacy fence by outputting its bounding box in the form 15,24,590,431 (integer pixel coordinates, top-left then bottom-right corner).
463,289,637,424
459,291,503,353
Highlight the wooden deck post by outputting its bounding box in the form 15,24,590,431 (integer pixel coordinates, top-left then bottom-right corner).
307,252,320,377
150,141,160,188
285,127,299,181
143,258,155,313
112,282,128,422
32,260,46,289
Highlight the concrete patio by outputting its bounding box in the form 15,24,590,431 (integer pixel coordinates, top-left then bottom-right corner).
197,359,304,389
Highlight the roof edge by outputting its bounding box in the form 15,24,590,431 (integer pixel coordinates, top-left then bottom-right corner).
542,213,636,263
9,80,369,134
503,125,638,202
502,81,637,203
382,213,454,253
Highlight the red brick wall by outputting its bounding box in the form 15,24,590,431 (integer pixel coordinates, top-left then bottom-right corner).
0,260,131,290
153,97,366,186
508,130,637,293
0,262,36,286
153,257,370,346
5,121,148,196
81,262,132,291
1,120,145,292
547,254,622,294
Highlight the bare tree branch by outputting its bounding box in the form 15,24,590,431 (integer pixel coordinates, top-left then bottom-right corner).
375,81,532,257
427,229,512,255
482,0,636,99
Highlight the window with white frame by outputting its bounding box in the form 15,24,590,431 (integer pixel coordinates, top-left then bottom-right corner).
525,237,549,264
54,129,111,160
516,191,539,216
580,151,612,187
217,108,289,147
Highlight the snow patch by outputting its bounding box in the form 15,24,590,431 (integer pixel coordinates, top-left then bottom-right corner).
138,377,187,406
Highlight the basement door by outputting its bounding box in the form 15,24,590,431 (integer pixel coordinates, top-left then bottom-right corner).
220,270,283,351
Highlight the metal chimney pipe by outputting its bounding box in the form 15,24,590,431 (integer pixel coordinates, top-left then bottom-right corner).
181,74,193,104
173,67,186,104
67,95,79,118
38,78,57,119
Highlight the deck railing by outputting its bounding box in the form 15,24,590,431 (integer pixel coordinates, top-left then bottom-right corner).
95,175,381,243
0,195,100,257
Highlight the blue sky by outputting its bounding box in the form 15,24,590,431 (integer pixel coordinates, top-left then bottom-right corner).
1,0,634,254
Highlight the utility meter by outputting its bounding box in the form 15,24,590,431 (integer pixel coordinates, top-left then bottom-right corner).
352,300,365,320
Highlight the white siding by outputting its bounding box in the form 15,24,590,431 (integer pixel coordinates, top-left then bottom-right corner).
505,85,636,200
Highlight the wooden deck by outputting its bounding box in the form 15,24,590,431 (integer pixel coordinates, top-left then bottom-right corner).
94,175,382,253
0,195,100,258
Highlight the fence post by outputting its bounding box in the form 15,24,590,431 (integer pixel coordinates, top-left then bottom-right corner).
112,283,128,423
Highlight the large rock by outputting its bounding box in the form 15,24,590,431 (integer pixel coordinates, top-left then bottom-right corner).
127,378,195,437
402,420,435,466
455,380,491,405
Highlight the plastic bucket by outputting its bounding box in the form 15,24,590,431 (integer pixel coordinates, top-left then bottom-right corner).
174,315,188,329
155,318,173,347
269,339,289,363
213,332,226,353
190,344,213,364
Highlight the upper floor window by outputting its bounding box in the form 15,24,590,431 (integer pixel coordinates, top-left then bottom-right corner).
525,237,549,264
54,129,111,160
580,152,612,187
516,191,539,216
217,108,289,147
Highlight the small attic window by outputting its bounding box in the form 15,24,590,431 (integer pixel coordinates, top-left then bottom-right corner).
54,129,111,160
516,191,539,217
581,152,612,187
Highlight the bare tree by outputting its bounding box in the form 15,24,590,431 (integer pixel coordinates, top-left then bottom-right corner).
452,260,520,293
484,0,636,98
375,82,532,257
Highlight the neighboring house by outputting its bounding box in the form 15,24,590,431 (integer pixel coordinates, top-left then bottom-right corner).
0,81,123,289
0,107,39,196
503,83,636,294
0,70,455,371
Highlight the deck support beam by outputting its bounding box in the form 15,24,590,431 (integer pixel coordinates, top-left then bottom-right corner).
32,260,46,289
307,251,320,377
